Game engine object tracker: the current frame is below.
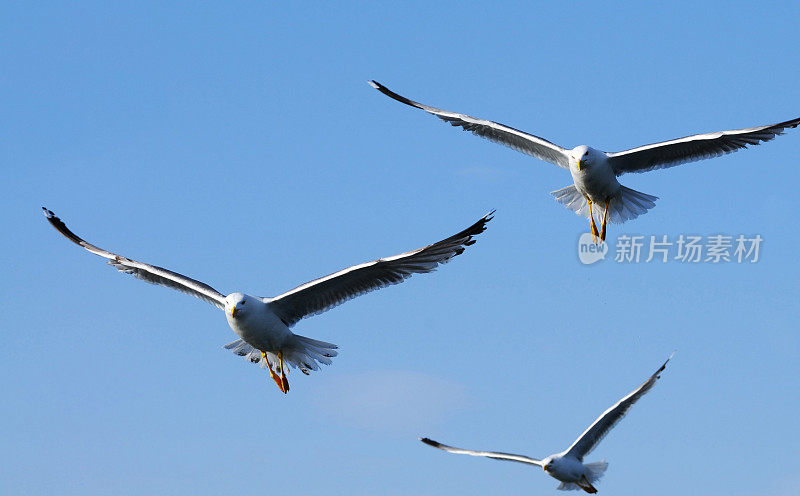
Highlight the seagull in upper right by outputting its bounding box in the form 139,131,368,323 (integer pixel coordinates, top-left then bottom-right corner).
420,354,673,493
369,80,800,242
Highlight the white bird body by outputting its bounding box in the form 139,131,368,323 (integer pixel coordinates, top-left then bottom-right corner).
420,355,672,493
42,207,493,393
224,293,292,351
544,454,584,482
568,146,621,204
370,80,799,240
542,453,609,492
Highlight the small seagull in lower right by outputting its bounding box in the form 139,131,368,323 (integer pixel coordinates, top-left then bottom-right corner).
420,354,673,493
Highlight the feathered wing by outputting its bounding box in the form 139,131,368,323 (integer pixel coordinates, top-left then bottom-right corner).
42,208,227,309
565,354,673,461
265,212,494,327
607,116,800,175
420,438,542,466
369,81,570,168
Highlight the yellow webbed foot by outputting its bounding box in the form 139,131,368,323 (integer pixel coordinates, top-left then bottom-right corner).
262,351,289,393
588,199,599,243
277,351,290,394
579,475,598,493
599,200,610,242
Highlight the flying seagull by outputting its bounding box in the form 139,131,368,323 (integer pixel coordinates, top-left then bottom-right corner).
369,80,800,242
420,354,672,493
42,207,493,393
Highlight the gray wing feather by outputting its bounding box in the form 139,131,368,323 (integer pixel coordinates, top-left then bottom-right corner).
607,116,800,175
369,81,570,169
43,207,227,309
266,212,494,327
420,437,542,466
565,354,673,460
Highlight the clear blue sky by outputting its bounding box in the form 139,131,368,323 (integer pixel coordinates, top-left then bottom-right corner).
2,2,798,495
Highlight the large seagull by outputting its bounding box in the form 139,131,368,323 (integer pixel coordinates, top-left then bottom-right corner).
43,207,493,393
370,80,800,242
420,355,672,493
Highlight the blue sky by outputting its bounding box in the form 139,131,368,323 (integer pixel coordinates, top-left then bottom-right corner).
2,2,799,495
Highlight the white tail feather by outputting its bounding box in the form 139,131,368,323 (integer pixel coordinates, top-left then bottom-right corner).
554,461,607,491
223,335,338,375
223,339,265,367
551,185,658,224
585,460,608,483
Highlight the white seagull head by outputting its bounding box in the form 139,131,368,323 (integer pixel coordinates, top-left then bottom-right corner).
541,455,559,473
225,292,249,320
569,145,592,172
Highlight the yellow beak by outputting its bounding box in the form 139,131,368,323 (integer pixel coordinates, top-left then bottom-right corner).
577,159,582,171
231,305,238,318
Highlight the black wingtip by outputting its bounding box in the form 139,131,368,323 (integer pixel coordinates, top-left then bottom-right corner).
473,209,496,232
367,80,425,110
782,116,800,129
369,80,396,98
41,207,87,246
420,437,439,447
656,351,675,377
453,211,495,245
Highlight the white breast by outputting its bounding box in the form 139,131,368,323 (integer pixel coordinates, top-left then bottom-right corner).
548,456,586,483
225,300,293,351
570,156,621,202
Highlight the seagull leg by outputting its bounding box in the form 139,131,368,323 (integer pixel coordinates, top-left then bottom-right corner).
579,475,598,493
587,199,599,243
278,350,290,393
599,200,610,242
261,351,286,392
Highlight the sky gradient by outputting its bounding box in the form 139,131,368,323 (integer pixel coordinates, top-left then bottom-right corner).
2,2,799,495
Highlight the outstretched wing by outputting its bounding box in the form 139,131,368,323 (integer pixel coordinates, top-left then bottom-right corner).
369,81,570,169
43,207,227,309
420,437,542,466
266,212,494,327
565,354,673,460
607,116,800,175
